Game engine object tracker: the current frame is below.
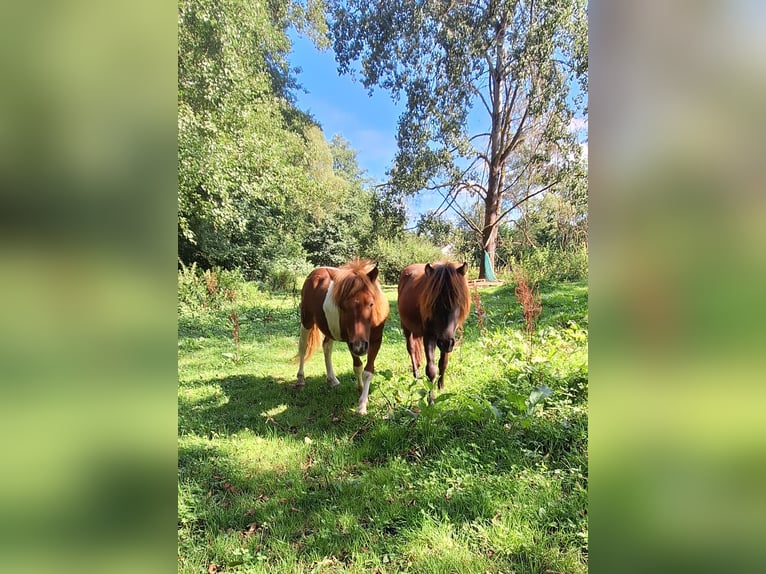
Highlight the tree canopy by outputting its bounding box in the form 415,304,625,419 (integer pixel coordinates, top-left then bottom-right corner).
328,0,588,277
178,0,391,281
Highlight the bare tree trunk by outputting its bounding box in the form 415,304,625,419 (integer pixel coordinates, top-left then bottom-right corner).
480,164,502,279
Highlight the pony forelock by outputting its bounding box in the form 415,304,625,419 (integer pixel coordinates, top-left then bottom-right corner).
419,262,471,325
332,259,389,326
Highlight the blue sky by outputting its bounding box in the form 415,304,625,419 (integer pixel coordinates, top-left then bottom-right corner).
288,32,401,184
288,32,446,222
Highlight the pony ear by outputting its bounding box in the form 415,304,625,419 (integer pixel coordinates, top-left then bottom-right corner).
456,262,467,276
425,263,434,276
367,264,379,283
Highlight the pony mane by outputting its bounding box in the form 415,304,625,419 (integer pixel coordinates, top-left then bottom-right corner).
332,259,390,326
419,262,471,325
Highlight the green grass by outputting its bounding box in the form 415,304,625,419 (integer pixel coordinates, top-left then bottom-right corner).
178,280,588,573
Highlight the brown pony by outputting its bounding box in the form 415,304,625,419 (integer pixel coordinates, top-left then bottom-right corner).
296,259,390,415
397,262,471,403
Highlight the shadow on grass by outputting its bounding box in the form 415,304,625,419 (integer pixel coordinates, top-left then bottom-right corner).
177,413,561,573
179,372,372,439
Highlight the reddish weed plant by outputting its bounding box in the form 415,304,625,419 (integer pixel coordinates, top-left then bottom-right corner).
204,269,219,298
472,285,487,334
513,267,542,343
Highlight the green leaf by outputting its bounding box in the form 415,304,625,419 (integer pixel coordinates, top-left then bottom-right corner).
507,391,528,412
528,385,553,407
432,393,456,404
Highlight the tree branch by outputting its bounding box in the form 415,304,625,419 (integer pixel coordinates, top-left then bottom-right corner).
436,186,482,234
495,180,556,226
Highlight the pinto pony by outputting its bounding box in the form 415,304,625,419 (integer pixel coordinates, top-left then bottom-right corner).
296,259,389,415
397,262,471,404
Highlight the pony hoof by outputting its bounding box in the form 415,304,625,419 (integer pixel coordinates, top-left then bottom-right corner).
327,377,340,388
296,375,305,388
356,406,368,415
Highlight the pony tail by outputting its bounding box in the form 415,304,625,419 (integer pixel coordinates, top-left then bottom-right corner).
415,336,424,364
304,324,322,361
294,323,323,363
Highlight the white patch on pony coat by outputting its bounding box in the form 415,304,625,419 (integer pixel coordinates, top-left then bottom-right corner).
322,281,342,341
356,370,374,415
323,338,340,387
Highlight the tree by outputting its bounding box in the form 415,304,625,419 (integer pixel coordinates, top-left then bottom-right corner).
178,0,340,278
328,0,587,278
302,135,375,266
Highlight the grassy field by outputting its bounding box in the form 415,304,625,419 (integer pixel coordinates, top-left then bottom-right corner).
178,279,588,573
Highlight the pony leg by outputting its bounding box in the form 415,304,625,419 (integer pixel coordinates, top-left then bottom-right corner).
352,354,364,393
357,331,382,415
323,338,341,387
296,325,309,387
403,329,422,378
424,337,438,405
437,350,451,391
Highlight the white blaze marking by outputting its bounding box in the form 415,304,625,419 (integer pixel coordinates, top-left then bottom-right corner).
322,281,342,341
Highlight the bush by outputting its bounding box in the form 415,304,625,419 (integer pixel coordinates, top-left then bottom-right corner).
367,234,444,284
501,245,587,284
265,257,314,292
178,261,247,313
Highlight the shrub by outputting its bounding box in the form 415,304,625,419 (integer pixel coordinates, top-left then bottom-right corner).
178,261,206,313
265,257,314,292
178,261,247,313
500,245,587,284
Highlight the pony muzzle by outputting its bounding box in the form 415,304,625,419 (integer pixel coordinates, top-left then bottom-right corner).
348,340,369,356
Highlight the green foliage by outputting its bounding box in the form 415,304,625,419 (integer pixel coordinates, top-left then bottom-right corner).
303,182,375,268
500,245,588,285
264,256,314,292
498,191,588,262
367,234,444,284
415,210,467,250
178,261,248,314
178,0,388,279
370,186,408,240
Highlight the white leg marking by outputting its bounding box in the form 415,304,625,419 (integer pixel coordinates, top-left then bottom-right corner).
322,282,342,341
354,364,364,392
296,325,308,387
356,370,374,415
323,338,340,387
